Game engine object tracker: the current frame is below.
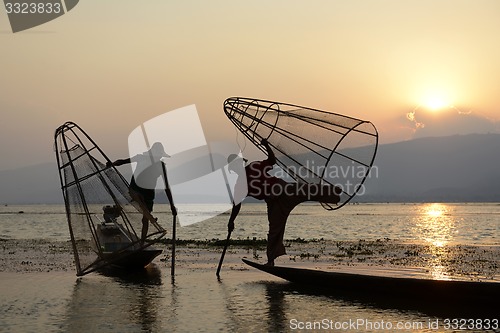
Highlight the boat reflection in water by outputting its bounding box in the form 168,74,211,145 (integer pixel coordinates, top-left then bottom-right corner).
63,265,164,332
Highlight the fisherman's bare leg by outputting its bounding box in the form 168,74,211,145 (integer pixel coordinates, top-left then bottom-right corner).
266,200,287,266
129,190,155,244
264,183,340,265
265,195,300,265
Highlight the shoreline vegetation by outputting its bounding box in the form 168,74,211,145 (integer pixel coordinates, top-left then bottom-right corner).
1,238,498,282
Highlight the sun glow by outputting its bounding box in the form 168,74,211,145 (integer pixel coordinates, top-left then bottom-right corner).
425,97,448,111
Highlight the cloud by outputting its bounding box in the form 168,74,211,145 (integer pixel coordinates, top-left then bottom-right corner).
406,111,425,129
405,106,499,138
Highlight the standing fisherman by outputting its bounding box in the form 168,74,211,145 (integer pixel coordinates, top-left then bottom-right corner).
107,142,176,243
228,139,341,266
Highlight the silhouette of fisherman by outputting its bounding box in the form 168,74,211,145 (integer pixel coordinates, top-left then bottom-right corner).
228,138,341,266
107,142,176,244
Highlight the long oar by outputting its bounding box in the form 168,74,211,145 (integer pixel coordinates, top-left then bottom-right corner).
216,230,232,278
171,214,176,276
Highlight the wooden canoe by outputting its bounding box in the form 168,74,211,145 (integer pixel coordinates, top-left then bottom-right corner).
242,259,500,317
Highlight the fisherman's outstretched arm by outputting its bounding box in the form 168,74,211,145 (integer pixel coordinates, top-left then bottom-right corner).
107,158,131,167
228,203,241,233
261,138,276,165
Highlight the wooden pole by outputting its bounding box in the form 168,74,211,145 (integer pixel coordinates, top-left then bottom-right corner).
171,215,176,276
161,162,176,276
216,230,231,278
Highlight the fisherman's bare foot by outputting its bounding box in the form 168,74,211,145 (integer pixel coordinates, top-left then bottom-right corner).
264,261,274,267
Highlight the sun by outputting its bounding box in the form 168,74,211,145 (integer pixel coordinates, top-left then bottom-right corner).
424,96,448,111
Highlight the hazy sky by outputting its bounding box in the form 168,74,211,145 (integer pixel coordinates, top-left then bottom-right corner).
1,0,499,171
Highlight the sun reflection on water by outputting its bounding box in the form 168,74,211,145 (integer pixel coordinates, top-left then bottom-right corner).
417,203,455,247
414,203,457,280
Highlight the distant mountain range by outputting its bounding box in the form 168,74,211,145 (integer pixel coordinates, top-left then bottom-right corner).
361,133,500,202
1,133,499,204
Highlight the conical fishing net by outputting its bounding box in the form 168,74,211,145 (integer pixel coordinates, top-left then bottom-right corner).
224,97,378,209
55,122,167,276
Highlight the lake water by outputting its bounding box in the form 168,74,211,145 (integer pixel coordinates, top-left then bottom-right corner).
1,202,499,245
1,203,499,332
